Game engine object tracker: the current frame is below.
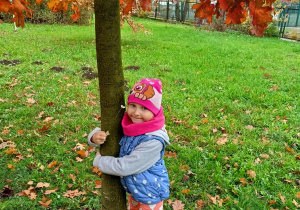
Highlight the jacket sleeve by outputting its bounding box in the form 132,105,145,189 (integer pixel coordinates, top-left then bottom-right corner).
93,140,163,176
87,127,101,147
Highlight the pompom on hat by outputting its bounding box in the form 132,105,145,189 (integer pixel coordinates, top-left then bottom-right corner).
127,78,163,115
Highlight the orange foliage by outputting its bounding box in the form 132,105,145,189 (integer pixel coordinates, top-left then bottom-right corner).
192,0,276,36
1,0,276,36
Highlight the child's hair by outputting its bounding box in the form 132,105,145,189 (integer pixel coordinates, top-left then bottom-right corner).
127,78,162,115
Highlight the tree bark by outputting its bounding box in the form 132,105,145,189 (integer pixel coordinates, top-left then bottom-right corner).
182,0,189,22
94,0,127,209
175,2,180,21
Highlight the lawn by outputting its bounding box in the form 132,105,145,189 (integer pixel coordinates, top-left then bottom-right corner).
0,18,299,209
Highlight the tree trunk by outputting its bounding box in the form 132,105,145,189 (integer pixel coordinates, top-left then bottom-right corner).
94,0,127,209
175,2,180,22
182,0,189,22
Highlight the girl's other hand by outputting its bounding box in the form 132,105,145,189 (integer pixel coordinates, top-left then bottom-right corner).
91,131,107,145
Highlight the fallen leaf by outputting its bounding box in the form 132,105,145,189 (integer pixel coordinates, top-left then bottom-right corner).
179,165,190,171
181,189,190,194
269,200,276,204
247,170,256,178
202,119,209,123
293,199,300,207
47,161,57,169
7,164,15,171
68,174,76,182
44,189,58,195
63,189,86,199
95,180,102,189
76,157,83,162
4,148,18,155
278,193,285,203
285,146,294,154
26,98,36,104
0,141,16,149
222,196,230,203
81,196,87,203
197,200,205,208
171,199,185,210
216,136,228,145
38,195,52,208
76,150,87,158
239,178,247,187
207,194,220,205
269,85,278,91
36,182,50,188
245,125,254,130
296,192,300,198
260,154,269,159
92,190,99,195
164,151,177,158
1,129,10,135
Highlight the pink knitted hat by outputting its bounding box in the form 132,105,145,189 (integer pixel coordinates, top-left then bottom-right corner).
127,78,163,115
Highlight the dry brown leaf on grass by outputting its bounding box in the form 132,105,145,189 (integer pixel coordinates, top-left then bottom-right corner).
0,141,16,149
171,199,185,210
7,164,15,171
296,191,300,198
44,189,58,195
164,151,177,158
293,199,300,207
244,125,254,130
278,193,285,203
260,154,269,159
196,200,205,208
47,161,57,169
63,189,86,199
95,180,102,189
76,157,83,162
36,182,50,188
68,174,76,182
181,189,190,194
216,136,228,145
179,165,190,171
246,170,256,178
38,195,52,208
4,148,18,155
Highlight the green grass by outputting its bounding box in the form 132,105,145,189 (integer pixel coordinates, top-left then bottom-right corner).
0,18,300,209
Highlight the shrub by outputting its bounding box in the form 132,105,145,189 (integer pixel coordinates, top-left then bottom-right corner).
0,0,93,25
263,21,279,37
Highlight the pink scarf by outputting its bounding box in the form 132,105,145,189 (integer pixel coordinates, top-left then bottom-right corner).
122,107,165,136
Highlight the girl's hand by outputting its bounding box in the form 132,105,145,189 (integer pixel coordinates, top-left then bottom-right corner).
91,131,107,145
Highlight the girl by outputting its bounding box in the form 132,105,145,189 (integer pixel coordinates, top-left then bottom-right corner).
88,78,170,210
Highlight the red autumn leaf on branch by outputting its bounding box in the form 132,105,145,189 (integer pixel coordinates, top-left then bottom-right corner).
71,4,80,22
0,0,11,13
1,0,33,27
224,2,247,24
192,0,215,23
192,0,276,36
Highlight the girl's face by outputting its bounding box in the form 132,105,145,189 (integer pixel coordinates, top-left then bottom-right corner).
127,103,154,123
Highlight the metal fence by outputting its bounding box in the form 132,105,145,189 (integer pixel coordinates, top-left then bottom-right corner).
149,1,198,21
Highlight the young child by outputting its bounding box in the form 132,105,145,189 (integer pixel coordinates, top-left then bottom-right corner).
88,78,170,210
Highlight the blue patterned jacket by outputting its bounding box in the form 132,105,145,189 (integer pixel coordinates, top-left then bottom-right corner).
119,134,170,205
